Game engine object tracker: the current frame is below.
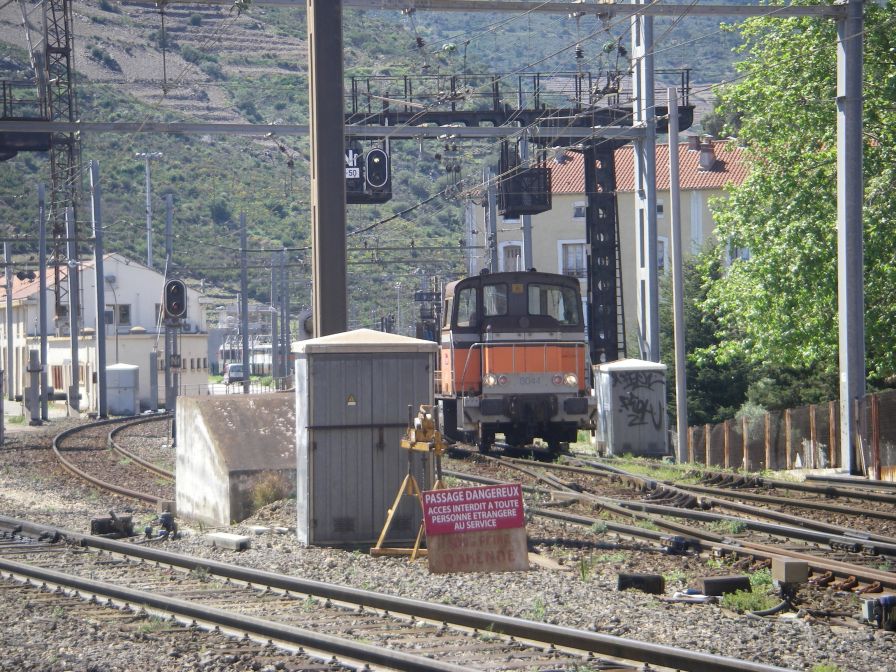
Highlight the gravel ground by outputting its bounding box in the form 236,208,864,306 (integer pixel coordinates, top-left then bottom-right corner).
1,418,895,672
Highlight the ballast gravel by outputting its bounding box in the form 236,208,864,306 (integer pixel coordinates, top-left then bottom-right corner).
1,420,894,672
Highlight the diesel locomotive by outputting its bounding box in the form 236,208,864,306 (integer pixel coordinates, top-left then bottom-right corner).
436,270,594,453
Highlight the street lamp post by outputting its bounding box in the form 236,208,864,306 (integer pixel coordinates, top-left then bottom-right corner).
135,152,163,268
395,282,401,334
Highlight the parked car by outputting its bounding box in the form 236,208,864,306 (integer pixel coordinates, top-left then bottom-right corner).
222,362,245,385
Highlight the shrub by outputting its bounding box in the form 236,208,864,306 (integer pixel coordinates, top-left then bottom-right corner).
251,471,291,510
720,588,778,613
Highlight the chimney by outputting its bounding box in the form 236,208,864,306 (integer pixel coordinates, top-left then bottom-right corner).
698,140,716,171
686,135,700,151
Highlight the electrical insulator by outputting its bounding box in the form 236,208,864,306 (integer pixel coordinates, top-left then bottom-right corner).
575,44,584,60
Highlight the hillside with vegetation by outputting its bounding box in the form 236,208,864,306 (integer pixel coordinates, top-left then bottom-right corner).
0,0,747,328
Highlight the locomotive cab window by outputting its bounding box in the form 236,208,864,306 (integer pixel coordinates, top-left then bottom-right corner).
455,287,478,327
528,283,581,326
483,284,508,316
443,298,453,328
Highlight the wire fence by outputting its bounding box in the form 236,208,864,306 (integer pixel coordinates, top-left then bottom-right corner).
178,376,293,398
686,389,896,481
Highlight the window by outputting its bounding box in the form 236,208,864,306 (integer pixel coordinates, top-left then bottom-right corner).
501,244,522,272
572,201,586,219
483,284,508,316
657,237,668,273
528,284,580,326
106,304,131,326
561,243,587,278
502,214,520,224
455,288,478,327
656,201,665,218
117,305,131,326
443,298,453,328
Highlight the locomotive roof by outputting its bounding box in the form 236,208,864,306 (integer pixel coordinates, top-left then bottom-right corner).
444,271,580,299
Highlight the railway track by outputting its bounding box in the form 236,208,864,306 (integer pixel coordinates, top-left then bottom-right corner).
0,516,793,672
444,453,896,595
52,414,175,508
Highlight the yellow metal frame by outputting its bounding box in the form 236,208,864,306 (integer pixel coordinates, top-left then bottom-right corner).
371,405,446,560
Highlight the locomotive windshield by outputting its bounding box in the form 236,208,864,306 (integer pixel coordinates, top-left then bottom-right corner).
446,272,583,331
528,283,581,326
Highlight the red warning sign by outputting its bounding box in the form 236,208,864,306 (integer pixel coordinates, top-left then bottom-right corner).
422,484,525,536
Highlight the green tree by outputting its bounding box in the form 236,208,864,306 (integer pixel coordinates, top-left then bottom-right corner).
706,2,896,389
661,245,751,425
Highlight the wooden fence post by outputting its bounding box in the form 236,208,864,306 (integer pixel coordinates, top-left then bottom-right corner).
809,404,817,469
723,419,730,470
705,424,711,467
871,393,881,480
785,409,792,470
764,412,772,472
828,401,838,468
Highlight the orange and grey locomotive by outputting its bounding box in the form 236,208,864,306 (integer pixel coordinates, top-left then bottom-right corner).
436,270,594,453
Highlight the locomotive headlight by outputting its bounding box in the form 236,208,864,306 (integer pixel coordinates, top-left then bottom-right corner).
564,373,578,387
484,373,498,387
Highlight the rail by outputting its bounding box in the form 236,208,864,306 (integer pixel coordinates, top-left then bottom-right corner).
1,515,796,672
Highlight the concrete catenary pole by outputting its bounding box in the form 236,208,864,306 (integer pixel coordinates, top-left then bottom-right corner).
240,213,250,393
90,161,108,418
38,184,48,420
307,0,347,336
668,88,688,463
837,0,865,475
631,0,659,362
65,207,80,414
136,151,162,269
519,132,534,270
486,167,498,272
280,248,290,375
4,242,13,401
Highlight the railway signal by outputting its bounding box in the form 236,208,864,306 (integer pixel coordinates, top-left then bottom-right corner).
163,278,187,319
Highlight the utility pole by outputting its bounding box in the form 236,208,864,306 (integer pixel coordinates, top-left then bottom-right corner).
631,0,659,362
240,213,250,393
486,167,498,272
135,151,163,269
837,0,864,474
668,88,688,463
280,249,290,375
90,161,108,418
65,206,79,414
270,252,280,380
307,0,347,336
4,243,13,401
519,132,534,270
165,194,173,263
38,185,48,421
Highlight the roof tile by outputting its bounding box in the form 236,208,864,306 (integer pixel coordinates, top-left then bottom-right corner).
549,140,749,194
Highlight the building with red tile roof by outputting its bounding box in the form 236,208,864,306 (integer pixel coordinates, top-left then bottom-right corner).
470,139,750,353
0,253,208,413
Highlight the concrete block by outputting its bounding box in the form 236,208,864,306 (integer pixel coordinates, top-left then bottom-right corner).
248,526,270,535
204,532,251,551
175,394,296,526
617,573,665,594
697,575,751,596
772,558,808,584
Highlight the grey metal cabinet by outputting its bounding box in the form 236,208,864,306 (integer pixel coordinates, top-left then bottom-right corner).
294,329,438,546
